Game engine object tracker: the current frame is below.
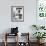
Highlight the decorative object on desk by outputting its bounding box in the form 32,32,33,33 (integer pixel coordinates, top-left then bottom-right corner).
11,27,18,34
11,6,24,22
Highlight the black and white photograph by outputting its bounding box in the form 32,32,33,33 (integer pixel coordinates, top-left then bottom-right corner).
11,6,24,22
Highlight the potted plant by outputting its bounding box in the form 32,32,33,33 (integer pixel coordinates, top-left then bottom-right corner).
40,26,45,29
32,24,45,30
33,32,46,43
32,25,39,30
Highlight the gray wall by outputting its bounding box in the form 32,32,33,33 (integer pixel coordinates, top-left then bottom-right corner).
0,0,36,33
0,0,36,42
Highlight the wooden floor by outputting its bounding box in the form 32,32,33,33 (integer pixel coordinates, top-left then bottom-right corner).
0,42,46,46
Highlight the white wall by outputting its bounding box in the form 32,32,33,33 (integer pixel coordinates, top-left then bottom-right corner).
0,0,36,33
0,0,36,42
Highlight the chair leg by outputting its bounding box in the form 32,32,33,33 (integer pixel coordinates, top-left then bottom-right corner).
4,40,7,46
4,33,7,46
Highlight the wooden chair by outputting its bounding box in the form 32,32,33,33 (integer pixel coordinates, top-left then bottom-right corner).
4,33,18,46
18,33,30,46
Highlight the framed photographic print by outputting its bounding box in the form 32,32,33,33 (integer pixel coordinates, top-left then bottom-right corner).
11,6,24,22
36,0,46,26
37,0,46,18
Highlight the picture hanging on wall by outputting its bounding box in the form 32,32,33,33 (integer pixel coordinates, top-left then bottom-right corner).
36,0,46,26
11,6,24,22
37,0,46,19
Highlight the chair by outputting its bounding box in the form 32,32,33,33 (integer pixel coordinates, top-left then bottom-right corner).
4,33,18,46
18,33,30,46
4,27,19,46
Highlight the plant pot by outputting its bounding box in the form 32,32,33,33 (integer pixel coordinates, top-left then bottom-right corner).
40,38,45,43
37,39,40,43
37,39,45,44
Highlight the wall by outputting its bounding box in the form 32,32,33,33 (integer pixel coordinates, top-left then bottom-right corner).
0,0,36,42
